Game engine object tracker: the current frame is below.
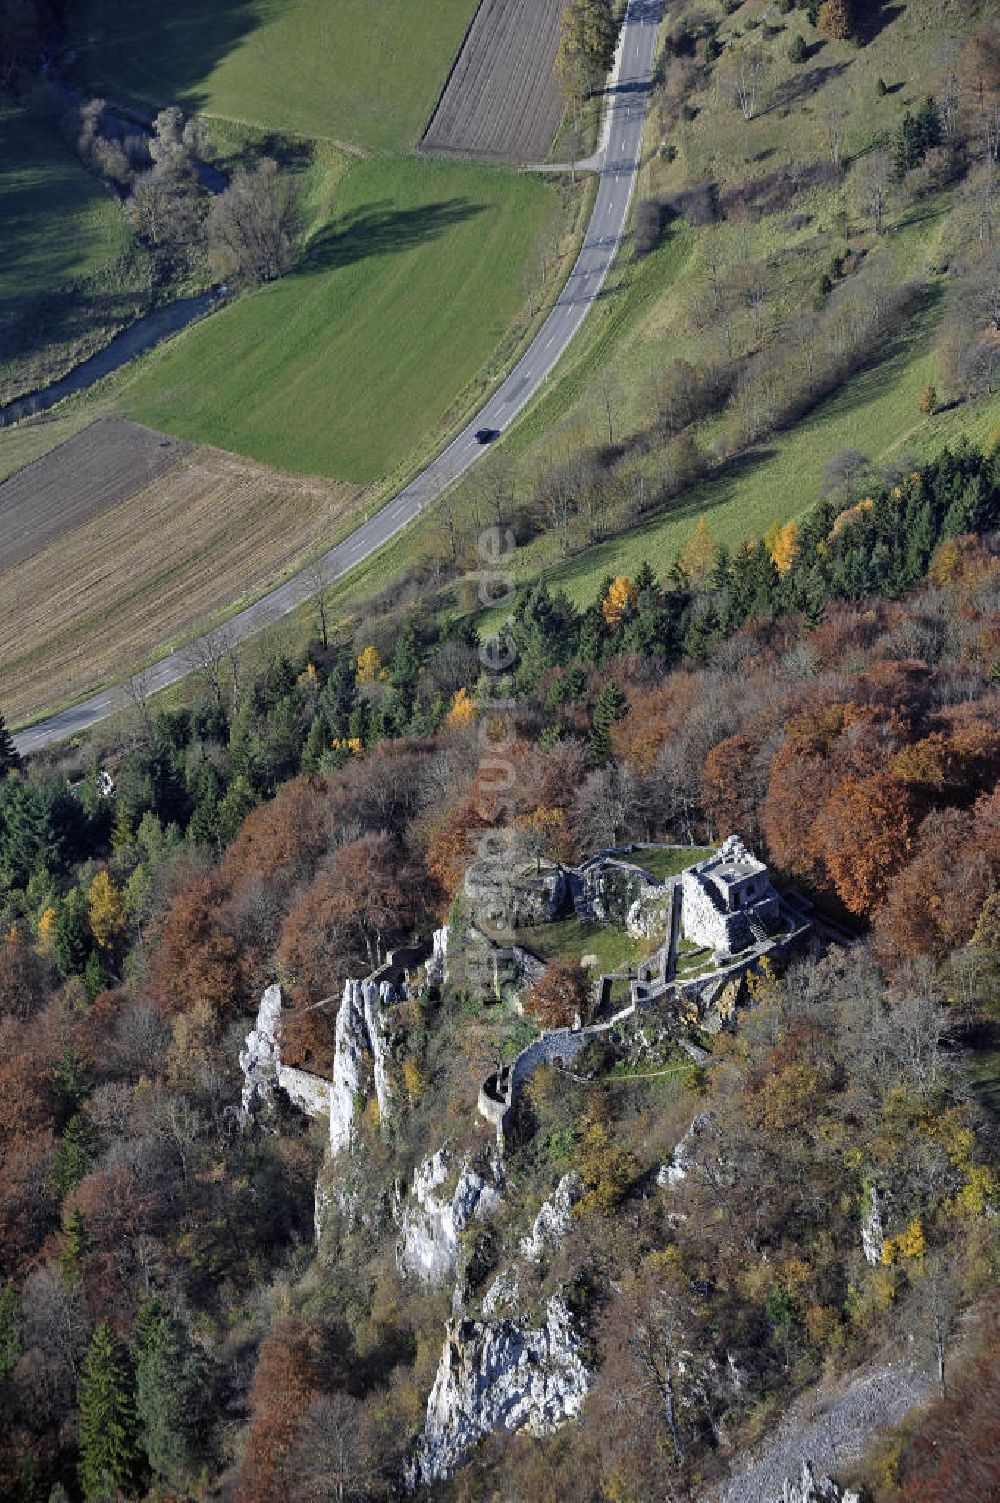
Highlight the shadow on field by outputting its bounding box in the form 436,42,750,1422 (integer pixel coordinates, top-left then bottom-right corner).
77,0,259,118
301,197,485,273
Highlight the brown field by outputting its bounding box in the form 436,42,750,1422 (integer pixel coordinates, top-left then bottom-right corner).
420,0,564,163
0,443,360,727
0,417,192,571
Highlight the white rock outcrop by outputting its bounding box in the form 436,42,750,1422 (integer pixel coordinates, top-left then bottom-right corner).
861,1184,886,1267
397,1149,502,1285
425,925,449,988
329,977,395,1156
658,1112,712,1188
767,1461,860,1503
482,1266,521,1318
409,1295,589,1486
519,1172,582,1263
239,985,284,1120
240,985,331,1124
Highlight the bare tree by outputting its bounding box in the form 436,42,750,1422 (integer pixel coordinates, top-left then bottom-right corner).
305,555,338,649
207,158,300,287
858,149,891,235
289,1391,381,1503
724,43,768,122
823,93,847,170
185,624,240,711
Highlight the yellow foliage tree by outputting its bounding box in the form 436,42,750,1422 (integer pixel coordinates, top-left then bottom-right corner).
769,520,799,576
356,645,386,685
402,1057,426,1107
602,575,638,629
88,870,125,952
881,1217,925,1264
37,906,58,953
679,517,715,584
446,687,477,727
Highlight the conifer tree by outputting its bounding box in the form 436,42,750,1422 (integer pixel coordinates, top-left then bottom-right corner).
590,682,628,766
77,1323,142,1503
135,1299,205,1490
0,711,20,774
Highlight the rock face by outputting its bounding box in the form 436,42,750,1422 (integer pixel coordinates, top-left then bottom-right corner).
409,1295,589,1487
861,1184,886,1266
240,984,331,1124
580,857,658,926
766,1461,860,1503
519,1172,582,1263
425,925,449,988
658,1112,712,1188
239,984,284,1121
397,1149,502,1285
329,977,394,1156
463,854,566,930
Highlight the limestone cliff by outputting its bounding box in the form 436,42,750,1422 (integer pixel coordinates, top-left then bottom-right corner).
397,1148,502,1286
409,1295,589,1487
329,977,394,1156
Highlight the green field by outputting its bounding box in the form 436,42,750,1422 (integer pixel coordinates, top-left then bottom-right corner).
120,152,562,484
69,0,479,151
0,104,139,403
0,105,128,305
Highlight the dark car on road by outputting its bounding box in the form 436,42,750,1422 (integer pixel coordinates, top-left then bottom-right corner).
475,427,500,444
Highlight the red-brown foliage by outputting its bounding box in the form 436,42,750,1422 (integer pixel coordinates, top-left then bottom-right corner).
149,873,243,1020
236,1317,342,1503
526,959,591,1030
814,770,920,916
897,1299,1000,1503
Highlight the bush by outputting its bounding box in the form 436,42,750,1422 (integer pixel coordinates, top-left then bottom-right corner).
663,180,718,226
788,33,808,63
635,198,669,257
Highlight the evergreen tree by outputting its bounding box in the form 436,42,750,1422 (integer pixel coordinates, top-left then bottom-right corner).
0,1280,21,1383
590,682,628,766
53,888,93,981
53,1114,95,1199
59,1206,89,1291
300,710,332,774
0,710,20,774
77,1323,142,1503
135,1299,206,1489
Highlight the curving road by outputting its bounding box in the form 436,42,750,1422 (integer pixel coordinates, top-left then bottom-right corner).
13,0,663,757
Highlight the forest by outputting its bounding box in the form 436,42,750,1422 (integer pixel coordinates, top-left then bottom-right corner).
0,436,998,1500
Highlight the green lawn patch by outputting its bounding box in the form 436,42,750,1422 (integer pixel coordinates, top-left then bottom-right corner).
119,153,562,484
637,846,714,881
68,0,479,151
515,916,652,975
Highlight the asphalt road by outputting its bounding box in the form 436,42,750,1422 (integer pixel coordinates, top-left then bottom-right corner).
13,0,663,757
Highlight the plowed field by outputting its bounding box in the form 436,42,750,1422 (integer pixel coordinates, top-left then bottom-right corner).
0,418,191,571
0,437,359,726
421,0,564,163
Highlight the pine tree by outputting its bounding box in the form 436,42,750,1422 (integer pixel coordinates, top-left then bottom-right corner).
0,711,20,774
300,711,332,774
59,1206,89,1291
53,1114,95,1199
135,1299,205,1489
590,682,628,766
0,1281,21,1382
78,1323,142,1503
